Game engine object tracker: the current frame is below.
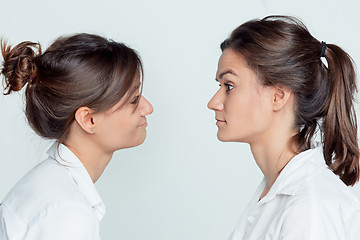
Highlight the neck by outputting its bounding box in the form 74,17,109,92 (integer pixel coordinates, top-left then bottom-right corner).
250,138,296,189
64,130,113,183
249,122,298,197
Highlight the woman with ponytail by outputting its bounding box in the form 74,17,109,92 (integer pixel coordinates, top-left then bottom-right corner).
208,16,360,239
0,34,153,239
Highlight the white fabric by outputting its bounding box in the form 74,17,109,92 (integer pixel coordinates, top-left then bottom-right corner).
229,143,360,240
0,142,105,240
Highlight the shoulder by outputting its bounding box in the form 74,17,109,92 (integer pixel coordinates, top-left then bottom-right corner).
1,158,89,226
293,165,360,210
283,146,360,213
1,200,99,239
280,167,360,239
28,201,99,235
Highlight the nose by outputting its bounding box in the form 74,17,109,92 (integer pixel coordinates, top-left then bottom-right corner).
139,96,154,116
207,89,224,111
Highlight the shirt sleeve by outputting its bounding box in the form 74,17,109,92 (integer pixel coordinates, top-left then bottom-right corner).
0,203,26,240
279,196,357,240
25,201,100,240
346,208,360,240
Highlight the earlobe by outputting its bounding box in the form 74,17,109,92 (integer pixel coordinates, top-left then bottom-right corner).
272,85,292,111
74,107,96,134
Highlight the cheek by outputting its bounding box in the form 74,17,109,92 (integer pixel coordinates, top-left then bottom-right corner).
225,92,272,136
103,113,140,149
226,93,259,124
100,112,136,140
114,113,138,135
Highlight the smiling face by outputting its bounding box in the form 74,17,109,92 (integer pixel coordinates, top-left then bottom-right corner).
208,48,275,144
92,83,153,153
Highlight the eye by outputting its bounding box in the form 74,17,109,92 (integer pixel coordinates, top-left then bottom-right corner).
225,83,234,92
131,95,140,104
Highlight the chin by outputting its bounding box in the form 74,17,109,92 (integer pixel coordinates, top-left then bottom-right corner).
113,135,147,151
126,135,147,149
217,132,231,142
136,136,146,146
217,132,245,143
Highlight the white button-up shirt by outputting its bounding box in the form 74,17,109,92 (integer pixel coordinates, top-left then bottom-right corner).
229,143,360,240
0,143,105,240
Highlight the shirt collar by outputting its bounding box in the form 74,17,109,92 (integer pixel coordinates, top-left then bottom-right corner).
46,142,106,221
259,142,325,204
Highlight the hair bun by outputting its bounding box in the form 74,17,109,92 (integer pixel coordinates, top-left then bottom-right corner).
1,41,41,94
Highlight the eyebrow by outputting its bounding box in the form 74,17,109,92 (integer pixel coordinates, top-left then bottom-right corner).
216,70,237,81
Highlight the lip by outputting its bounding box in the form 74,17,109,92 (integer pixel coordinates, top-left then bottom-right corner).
216,119,226,125
138,121,148,127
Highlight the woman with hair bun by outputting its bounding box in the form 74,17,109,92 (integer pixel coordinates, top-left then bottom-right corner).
0,33,153,239
208,16,360,239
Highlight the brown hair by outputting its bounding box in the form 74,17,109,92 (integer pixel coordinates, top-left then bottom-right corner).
221,16,359,186
1,33,143,144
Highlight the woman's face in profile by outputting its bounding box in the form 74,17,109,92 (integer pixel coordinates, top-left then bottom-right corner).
208,49,274,144
93,83,154,152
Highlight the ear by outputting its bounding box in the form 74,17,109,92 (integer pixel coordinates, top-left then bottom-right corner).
74,107,96,134
272,85,292,111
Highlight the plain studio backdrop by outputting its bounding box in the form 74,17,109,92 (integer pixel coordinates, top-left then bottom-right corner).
1,0,360,239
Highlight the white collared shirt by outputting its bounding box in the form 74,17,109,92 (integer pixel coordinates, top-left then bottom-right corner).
0,143,105,240
229,144,360,240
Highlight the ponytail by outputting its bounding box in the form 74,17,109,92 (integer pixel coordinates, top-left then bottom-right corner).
1,40,41,94
220,16,359,186
322,44,359,186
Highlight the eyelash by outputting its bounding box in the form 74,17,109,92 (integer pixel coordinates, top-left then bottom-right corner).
131,95,140,104
218,82,234,93
225,83,234,92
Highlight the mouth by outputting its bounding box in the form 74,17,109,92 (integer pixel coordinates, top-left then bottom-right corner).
138,120,148,127
216,119,226,125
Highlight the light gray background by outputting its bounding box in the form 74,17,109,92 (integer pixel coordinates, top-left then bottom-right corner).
1,0,360,239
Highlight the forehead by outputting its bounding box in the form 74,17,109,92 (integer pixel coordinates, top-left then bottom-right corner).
216,49,262,89
127,71,142,95
217,49,248,76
